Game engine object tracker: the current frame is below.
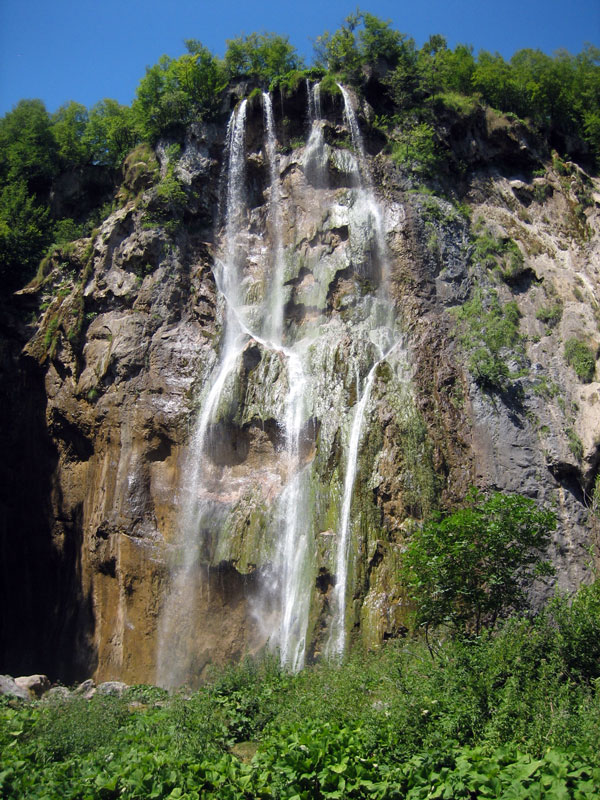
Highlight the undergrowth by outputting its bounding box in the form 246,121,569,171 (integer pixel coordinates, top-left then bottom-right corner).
2,581,600,798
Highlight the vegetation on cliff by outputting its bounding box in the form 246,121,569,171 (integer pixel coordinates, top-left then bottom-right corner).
2,576,600,797
1,11,598,295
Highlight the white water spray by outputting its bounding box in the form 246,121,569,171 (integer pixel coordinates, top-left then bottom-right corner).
304,82,327,187
327,340,401,658
262,93,286,343
156,101,249,688
324,87,402,657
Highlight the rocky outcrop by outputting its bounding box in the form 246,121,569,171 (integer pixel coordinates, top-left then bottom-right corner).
1,83,599,685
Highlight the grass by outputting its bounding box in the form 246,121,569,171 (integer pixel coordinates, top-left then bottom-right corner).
471,224,525,284
536,302,563,330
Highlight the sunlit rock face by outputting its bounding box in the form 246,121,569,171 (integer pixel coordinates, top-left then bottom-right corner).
1,82,599,686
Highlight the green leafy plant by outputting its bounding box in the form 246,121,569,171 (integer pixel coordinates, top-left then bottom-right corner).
401,490,556,638
536,302,562,329
564,337,596,383
567,427,584,460
454,290,524,391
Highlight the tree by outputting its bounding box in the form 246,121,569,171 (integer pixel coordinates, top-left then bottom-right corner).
0,180,52,289
401,491,556,640
51,101,90,165
83,99,138,167
314,11,406,83
133,45,226,141
0,99,58,191
224,32,302,83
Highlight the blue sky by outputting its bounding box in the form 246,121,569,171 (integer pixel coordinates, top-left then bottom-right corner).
0,0,598,116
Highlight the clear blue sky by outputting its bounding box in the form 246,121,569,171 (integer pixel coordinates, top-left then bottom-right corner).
0,0,598,116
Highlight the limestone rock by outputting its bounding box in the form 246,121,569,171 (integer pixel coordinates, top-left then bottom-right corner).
0,82,599,688
43,686,72,702
96,680,129,696
0,675,30,700
14,674,51,698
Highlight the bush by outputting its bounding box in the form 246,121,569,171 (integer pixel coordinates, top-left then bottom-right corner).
564,337,596,382
390,120,440,178
454,290,524,391
536,302,562,329
401,490,556,636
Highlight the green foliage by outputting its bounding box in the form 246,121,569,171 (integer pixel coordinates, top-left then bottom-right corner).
471,224,526,283
83,98,137,167
33,694,128,760
3,600,600,799
433,90,479,115
133,45,227,141
0,99,58,189
51,101,90,165
536,301,563,329
551,579,600,682
567,427,584,460
141,143,187,232
401,490,556,635
315,10,409,84
0,180,53,290
454,289,524,391
390,120,440,178
224,32,302,83
564,337,596,382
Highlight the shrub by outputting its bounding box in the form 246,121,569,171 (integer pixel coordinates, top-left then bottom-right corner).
536,302,562,329
454,290,524,391
564,337,596,382
401,490,556,637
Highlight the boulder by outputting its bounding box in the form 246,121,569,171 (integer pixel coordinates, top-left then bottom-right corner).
0,674,30,700
96,680,128,697
14,674,51,698
74,678,97,699
43,686,72,702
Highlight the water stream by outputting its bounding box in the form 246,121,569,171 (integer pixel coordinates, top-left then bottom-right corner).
262,93,286,343
324,86,401,658
156,101,249,688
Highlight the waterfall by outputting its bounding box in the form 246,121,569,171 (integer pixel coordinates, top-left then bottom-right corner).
262,93,286,343
326,341,401,658
222,100,249,309
261,92,312,669
156,83,407,684
324,87,400,658
337,84,370,186
156,101,249,688
304,82,327,187
274,350,311,669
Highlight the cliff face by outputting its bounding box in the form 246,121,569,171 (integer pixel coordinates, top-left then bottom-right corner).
2,84,599,685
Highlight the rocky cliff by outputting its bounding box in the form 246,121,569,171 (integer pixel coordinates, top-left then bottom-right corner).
1,83,599,686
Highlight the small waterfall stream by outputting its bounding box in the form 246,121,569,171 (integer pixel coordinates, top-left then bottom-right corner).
324,86,402,658
156,101,250,688
304,82,326,186
262,93,286,343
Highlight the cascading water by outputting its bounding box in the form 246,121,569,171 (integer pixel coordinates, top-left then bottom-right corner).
261,92,314,669
156,101,249,688
324,86,402,658
273,350,311,669
262,93,286,343
304,81,327,187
